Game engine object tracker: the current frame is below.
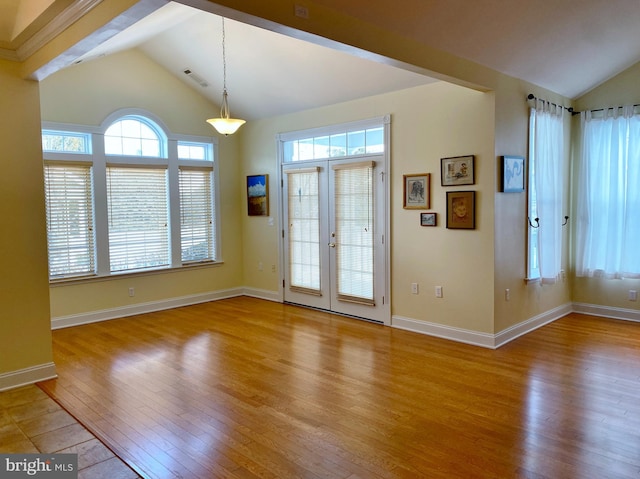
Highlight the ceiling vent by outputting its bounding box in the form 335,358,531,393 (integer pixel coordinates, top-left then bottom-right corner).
183,69,209,88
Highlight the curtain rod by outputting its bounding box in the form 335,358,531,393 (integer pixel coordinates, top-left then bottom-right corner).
569,103,640,116
526,94,574,113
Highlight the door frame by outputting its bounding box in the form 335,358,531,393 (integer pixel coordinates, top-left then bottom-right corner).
275,115,391,325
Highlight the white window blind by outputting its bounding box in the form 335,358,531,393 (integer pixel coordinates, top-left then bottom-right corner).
333,161,374,304
44,164,95,278
179,168,215,262
107,167,169,272
286,167,321,293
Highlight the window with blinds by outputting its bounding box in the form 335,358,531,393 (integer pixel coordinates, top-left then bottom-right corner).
286,168,321,294
44,164,95,278
179,168,215,262
333,162,375,304
107,167,169,272
42,112,218,280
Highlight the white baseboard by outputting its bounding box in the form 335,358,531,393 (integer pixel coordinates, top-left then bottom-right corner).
392,302,573,349
494,302,573,348
242,288,282,302
51,288,244,329
0,362,57,392
392,315,496,348
573,302,640,323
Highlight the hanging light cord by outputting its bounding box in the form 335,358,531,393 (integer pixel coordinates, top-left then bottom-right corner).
220,18,230,119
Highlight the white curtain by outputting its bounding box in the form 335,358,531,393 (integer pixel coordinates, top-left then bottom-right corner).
576,106,640,278
529,100,564,283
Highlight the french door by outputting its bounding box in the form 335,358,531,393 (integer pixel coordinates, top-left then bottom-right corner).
282,155,388,324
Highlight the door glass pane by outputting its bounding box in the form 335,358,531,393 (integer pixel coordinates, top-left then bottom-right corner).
287,170,320,291
334,164,374,301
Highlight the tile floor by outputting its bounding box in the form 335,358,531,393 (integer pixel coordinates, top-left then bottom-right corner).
0,384,141,479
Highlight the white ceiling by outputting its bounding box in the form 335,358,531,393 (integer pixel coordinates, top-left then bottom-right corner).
72,2,438,121
5,0,640,120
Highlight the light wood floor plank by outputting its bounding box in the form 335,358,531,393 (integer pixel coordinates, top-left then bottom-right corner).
39,297,640,478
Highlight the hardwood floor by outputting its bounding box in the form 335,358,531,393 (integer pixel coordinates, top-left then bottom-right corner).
38,297,640,479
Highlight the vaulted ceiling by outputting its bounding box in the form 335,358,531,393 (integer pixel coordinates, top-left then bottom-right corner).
3,0,640,120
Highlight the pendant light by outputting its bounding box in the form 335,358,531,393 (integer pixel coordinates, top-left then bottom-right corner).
207,17,245,136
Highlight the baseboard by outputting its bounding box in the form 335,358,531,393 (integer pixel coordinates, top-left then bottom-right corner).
573,302,640,323
494,302,573,348
242,288,282,302
392,302,573,349
51,288,244,329
391,315,496,349
0,362,57,392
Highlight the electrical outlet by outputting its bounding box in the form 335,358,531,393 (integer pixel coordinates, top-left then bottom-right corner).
629,290,637,301
128,287,135,297
411,283,419,294
435,286,443,298
505,288,510,301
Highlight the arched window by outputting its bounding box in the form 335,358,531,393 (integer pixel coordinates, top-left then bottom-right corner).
42,110,218,280
104,115,167,157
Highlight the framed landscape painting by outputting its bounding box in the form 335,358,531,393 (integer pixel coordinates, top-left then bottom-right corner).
247,174,269,216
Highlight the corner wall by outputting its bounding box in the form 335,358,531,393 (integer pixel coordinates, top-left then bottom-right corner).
39,49,245,323
241,82,498,339
0,59,56,389
571,61,640,318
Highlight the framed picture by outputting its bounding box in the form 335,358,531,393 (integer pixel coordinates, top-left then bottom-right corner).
403,173,430,209
247,174,269,216
420,212,437,227
441,155,474,186
446,191,475,229
501,155,525,192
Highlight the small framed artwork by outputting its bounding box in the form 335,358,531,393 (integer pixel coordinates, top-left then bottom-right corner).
501,155,525,192
403,173,430,209
247,174,269,216
420,212,437,227
446,191,475,229
441,155,474,186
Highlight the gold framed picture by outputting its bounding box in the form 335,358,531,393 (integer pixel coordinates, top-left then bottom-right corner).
403,173,430,209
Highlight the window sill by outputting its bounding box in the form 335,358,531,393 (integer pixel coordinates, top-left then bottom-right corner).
525,277,541,285
49,260,224,286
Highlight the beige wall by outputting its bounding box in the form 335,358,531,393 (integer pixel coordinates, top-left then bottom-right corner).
242,83,497,332
571,61,640,311
211,0,572,336
39,49,245,319
0,0,588,389
493,80,573,333
0,59,54,377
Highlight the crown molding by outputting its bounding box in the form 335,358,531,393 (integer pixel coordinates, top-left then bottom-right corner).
16,0,104,62
0,48,20,62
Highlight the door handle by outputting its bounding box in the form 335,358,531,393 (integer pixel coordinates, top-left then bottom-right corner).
328,243,336,248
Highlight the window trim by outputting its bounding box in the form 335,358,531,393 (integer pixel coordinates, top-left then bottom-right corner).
42,109,221,284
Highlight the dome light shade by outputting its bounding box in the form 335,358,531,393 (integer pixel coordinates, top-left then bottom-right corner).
206,18,245,136
207,89,245,136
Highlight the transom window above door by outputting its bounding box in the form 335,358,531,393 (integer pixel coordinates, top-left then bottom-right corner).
282,123,384,162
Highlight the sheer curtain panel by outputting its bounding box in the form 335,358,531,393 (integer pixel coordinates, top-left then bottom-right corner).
576,106,640,278
529,99,564,283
